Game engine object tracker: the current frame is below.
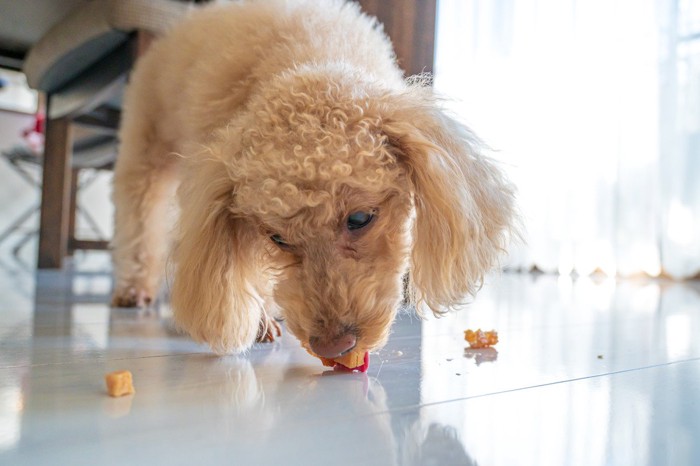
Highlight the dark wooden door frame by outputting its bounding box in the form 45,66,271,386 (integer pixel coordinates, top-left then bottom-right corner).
355,0,437,77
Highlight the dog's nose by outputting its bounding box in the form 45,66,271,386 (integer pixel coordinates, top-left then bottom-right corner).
309,333,357,359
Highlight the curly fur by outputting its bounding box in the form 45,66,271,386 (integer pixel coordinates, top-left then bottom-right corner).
111,0,516,355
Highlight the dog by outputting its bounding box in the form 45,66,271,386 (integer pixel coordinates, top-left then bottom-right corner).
110,0,516,357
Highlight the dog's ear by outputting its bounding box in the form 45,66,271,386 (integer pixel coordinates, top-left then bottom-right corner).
170,155,266,354
381,86,516,314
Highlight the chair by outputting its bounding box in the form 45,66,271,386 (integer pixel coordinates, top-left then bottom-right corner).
0,133,116,257
20,0,194,268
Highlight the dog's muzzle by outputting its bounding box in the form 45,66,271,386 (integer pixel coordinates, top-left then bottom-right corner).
308,333,357,359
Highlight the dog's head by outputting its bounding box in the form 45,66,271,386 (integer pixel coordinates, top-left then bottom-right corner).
173,67,515,355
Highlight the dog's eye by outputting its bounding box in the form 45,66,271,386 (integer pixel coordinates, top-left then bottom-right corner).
347,211,374,231
270,234,289,247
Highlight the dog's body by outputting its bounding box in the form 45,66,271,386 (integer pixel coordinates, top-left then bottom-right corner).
111,0,515,356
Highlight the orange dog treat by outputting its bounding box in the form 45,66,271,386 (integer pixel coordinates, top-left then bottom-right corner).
332,350,366,369
464,329,499,349
304,344,370,372
105,370,135,397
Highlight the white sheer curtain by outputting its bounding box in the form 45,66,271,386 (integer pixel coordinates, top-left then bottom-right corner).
434,0,700,278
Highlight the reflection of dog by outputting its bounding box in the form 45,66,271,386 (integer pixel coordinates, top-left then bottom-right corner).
199,359,398,463
191,358,475,465
403,423,477,466
111,0,516,355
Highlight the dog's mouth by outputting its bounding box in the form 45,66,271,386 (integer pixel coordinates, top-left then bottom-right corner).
338,342,358,357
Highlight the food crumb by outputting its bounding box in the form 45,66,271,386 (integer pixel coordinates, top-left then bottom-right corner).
105,370,135,397
464,329,499,348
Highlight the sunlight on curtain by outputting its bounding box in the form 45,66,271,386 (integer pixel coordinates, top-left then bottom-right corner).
434,0,700,278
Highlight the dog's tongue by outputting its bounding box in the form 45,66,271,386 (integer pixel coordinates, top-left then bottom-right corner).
334,351,370,373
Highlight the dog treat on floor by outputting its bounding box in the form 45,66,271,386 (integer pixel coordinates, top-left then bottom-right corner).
332,350,370,372
304,345,370,372
105,370,135,397
464,329,499,349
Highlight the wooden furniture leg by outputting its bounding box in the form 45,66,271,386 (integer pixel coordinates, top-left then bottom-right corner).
37,114,73,269
356,0,437,76
67,167,79,256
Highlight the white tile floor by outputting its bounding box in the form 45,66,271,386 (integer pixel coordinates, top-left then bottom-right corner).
1,252,699,465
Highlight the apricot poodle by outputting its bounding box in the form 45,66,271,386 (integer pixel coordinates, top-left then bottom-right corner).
111,0,516,357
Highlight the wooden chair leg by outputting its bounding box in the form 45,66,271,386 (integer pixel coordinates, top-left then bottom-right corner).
67,167,79,256
38,114,73,269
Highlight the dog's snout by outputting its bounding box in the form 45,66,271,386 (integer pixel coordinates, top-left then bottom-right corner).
309,333,357,359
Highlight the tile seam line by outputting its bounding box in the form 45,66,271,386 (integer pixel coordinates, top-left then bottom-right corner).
0,352,209,369
378,356,700,414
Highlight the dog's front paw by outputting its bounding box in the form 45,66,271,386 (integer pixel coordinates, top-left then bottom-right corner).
111,286,153,308
256,314,282,343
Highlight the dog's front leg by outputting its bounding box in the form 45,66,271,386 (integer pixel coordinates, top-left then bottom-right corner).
111,127,179,307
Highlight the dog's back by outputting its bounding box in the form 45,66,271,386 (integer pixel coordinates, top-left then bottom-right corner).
126,0,404,146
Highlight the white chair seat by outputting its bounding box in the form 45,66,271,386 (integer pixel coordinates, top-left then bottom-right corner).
23,0,192,94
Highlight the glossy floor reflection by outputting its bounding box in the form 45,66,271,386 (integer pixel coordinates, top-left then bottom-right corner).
1,252,699,465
